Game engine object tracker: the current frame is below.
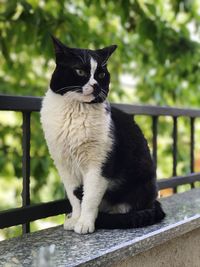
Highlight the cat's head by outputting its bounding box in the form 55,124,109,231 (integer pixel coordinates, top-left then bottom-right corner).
50,36,117,103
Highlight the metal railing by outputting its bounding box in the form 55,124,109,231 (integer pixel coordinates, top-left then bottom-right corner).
0,94,200,234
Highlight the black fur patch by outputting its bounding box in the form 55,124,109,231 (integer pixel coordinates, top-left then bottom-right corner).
73,186,83,201
96,107,165,227
95,201,166,229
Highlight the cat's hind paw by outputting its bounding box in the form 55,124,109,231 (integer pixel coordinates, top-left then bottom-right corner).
74,218,95,234
64,217,79,231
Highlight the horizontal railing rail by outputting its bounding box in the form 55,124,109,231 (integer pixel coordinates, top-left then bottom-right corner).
0,94,200,233
0,172,200,229
158,173,200,190
0,199,71,229
0,95,42,112
1,94,200,117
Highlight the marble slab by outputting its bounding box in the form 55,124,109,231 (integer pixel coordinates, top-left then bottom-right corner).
0,189,200,267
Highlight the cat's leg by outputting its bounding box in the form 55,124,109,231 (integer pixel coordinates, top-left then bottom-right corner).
56,163,82,230
74,169,108,234
63,181,82,231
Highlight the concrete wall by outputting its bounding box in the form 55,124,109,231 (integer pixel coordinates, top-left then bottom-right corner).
114,227,200,267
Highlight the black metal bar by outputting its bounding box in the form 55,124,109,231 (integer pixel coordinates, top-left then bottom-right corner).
0,199,72,229
152,116,158,175
0,95,42,112
190,117,195,188
22,112,31,234
172,117,178,193
111,103,200,117
190,117,195,173
172,117,178,176
158,172,200,190
1,95,200,117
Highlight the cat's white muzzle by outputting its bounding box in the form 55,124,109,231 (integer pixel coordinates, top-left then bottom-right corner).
82,85,94,96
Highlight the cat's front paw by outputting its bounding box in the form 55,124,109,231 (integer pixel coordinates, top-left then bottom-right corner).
74,218,95,234
64,217,79,231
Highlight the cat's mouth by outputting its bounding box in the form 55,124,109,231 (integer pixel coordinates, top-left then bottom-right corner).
60,87,107,104
81,93,105,104
88,92,107,104
82,85,107,104
82,87,94,96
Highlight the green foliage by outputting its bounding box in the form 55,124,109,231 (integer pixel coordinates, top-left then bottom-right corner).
0,0,200,239
0,0,199,103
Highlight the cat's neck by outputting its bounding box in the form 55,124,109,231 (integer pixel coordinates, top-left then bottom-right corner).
45,88,109,113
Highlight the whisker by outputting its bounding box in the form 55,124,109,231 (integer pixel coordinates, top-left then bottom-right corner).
64,89,81,97
98,92,106,102
100,91,107,98
100,90,107,96
56,86,82,93
62,89,83,99
99,94,105,102
101,89,108,94
100,94,106,100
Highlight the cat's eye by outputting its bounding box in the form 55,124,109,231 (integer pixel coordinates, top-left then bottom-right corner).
75,69,87,77
98,72,105,79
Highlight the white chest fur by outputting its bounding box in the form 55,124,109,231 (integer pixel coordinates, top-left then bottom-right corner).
40,89,113,182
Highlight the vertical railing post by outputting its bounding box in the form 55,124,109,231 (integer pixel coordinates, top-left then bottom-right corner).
190,117,195,188
152,116,158,177
172,116,178,193
22,111,31,234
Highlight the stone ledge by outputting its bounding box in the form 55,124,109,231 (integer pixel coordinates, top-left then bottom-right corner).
0,189,200,267
114,227,200,267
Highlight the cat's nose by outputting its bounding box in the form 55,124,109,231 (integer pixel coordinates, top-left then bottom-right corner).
92,83,101,96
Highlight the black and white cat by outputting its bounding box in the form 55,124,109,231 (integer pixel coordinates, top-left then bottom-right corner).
40,36,165,234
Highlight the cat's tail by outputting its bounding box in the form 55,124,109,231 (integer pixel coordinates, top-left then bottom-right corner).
95,200,165,229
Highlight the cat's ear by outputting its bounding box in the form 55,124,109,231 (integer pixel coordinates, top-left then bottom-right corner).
51,35,68,54
95,45,117,64
51,35,74,65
